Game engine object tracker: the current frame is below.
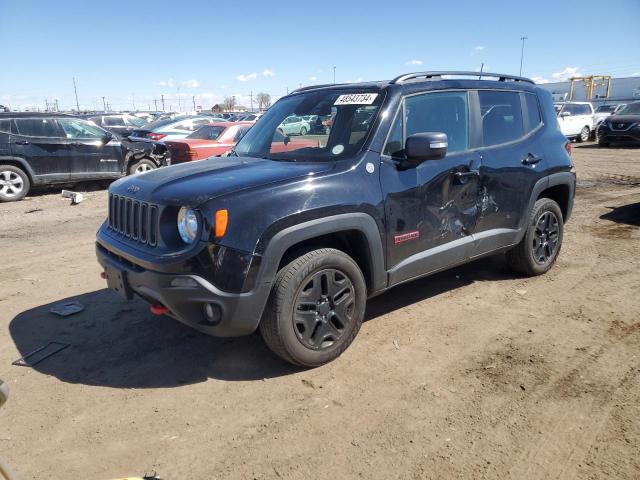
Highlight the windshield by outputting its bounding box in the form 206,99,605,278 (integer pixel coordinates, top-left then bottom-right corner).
234,88,384,161
127,116,147,127
595,105,616,113
188,125,226,140
142,115,190,130
617,102,640,115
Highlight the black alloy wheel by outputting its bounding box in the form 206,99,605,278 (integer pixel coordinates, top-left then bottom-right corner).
293,269,355,350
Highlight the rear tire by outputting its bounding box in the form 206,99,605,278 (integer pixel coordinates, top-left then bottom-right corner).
127,158,157,175
299,126,308,136
260,248,367,367
0,165,30,202
507,198,564,276
578,126,590,142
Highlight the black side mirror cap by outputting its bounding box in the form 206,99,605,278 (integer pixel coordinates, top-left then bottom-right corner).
403,132,448,167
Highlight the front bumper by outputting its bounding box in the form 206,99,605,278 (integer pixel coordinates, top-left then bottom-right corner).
598,125,640,144
96,243,271,337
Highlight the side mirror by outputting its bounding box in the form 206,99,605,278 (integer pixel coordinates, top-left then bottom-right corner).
403,132,448,167
560,111,571,117
102,132,114,144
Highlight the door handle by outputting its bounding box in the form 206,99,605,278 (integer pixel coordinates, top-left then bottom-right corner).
454,170,480,180
14,140,29,145
522,153,542,165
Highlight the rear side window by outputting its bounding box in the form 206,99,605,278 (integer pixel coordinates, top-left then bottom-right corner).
479,91,524,146
104,116,125,126
0,119,10,133
405,91,469,153
14,118,60,137
524,93,543,132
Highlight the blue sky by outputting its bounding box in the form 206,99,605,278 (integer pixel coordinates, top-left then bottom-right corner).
1,0,639,110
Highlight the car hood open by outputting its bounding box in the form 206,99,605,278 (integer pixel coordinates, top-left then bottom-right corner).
109,156,334,206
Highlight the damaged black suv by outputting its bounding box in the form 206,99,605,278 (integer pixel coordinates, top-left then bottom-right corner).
96,71,575,366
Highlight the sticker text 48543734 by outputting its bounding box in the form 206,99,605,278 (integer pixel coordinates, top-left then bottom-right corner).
334,93,378,106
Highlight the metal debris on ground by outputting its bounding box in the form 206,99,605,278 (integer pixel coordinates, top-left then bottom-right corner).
24,208,43,214
61,189,84,204
12,342,70,367
49,300,84,317
393,339,400,350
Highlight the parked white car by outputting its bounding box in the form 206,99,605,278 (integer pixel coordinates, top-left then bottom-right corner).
592,104,626,130
130,115,215,141
278,115,311,136
555,102,594,142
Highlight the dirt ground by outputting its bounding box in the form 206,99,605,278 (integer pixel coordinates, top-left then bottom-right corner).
0,143,639,480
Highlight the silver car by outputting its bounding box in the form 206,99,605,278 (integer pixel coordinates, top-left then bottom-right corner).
278,115,310,136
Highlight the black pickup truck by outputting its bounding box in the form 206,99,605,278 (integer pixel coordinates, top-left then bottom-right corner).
96,71,575,366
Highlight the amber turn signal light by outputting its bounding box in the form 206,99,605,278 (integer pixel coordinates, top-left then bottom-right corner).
215,209,228,238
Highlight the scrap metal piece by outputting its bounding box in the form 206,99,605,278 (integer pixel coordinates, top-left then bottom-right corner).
49,300,85,317
61,189,84,204
12,342,70,367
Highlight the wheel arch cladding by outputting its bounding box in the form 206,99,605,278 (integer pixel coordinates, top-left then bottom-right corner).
537,183,571,220
0,157,34,183
259,213,387,295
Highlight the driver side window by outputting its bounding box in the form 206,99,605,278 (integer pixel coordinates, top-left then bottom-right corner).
57,118,105,139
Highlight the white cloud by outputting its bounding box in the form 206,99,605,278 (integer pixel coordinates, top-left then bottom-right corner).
262,69,275,77
346,77,364,83
632,72,640,77
531,76,550,84
236,73,257,82
405,59,423,65
472,46,485,55
156,78,175,88
551,66,582,82
182,79,201,88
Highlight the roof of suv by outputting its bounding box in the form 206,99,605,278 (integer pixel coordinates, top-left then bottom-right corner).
0,112,79,118
290,71,535,95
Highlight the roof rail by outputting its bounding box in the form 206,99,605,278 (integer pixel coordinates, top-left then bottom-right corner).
290,83,346,94
391,71,534,85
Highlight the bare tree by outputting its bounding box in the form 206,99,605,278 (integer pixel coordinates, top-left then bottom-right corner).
223,96,236,112
256,92,271,111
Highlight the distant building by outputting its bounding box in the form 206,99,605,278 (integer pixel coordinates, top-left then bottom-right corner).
211,104,248,113
538,76,640,104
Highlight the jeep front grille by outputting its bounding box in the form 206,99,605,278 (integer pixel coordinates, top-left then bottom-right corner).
108,194,159,247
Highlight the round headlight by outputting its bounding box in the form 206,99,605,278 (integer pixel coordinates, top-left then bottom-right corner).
177,207,199,244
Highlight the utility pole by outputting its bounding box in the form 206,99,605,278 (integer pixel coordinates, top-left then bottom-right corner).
154,99,158,111
102,96,106,111
333,66,336,84
519,36,528,76
44,98,49,112
250,91,253,112
192,95,196,111
54,99,59,112
73,77,80,112
161,94,165,111
132,93,136,110
478,62,484,80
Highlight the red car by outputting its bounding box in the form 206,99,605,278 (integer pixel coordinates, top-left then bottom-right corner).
166,122,320,163
165,122,252,163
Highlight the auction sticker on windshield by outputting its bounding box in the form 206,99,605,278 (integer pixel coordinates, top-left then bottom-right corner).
334,93,378,105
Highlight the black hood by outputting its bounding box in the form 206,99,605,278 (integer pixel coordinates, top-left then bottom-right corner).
109,156,334,206
606,114,640,123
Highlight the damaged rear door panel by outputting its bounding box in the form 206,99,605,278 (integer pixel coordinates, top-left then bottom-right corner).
472,90,548,254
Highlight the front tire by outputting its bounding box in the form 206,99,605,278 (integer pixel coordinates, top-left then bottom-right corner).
578,126,590,142
0,165,30,202
127,158,157,175
260,248,367,367
507,198,564,276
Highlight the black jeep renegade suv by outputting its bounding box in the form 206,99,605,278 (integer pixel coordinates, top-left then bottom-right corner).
96,71,575,366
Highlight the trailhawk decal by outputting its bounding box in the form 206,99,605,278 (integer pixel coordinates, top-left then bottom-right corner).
394,231,420,245
334,93,378,105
